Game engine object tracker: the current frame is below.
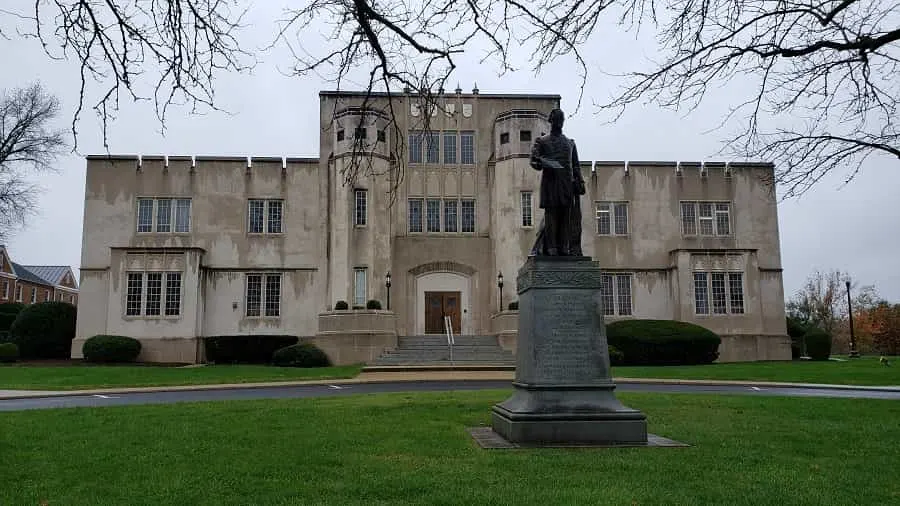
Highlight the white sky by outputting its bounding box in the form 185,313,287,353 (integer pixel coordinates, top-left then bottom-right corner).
1,3,898,302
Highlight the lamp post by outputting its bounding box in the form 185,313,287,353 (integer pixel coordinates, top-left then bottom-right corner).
497,271,504,312
846,280,859,358
385,271,392,311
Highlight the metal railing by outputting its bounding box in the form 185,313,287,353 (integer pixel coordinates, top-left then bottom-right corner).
444,315,455,365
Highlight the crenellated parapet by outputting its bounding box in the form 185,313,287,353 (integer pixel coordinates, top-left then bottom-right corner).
584,160,774,179
85,154,319,175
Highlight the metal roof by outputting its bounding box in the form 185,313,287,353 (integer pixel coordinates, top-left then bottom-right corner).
11,263,53,287
21,265,73,287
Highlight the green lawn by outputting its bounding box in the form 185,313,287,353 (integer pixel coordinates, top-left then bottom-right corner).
613,356,900,386
2,391,898,505
0,364,363,390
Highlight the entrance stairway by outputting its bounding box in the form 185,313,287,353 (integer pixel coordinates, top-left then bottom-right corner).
364,335,516,370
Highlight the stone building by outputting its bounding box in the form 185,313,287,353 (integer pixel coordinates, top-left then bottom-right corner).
72,89,790,363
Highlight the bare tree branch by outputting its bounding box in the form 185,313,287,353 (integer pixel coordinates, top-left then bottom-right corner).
0,82,66,239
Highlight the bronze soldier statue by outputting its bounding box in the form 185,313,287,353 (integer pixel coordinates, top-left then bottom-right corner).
529,108,585,256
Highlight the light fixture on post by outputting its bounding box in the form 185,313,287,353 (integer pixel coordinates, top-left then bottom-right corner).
385,271,392,310
497,271,504,312
846,280,859,358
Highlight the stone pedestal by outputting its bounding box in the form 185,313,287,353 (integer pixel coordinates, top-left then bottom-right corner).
492,256,647,445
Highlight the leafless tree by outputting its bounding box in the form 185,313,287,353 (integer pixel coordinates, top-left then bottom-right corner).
786,268,877,335
0,82,66,238
5,1,897,196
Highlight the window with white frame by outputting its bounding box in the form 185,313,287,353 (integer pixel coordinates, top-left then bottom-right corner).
137,197,192,233
426,199,441,232
408,198,423,233
694,271,744,315
444,200,458,232
354,268,367,307
125,271,182,317
1,280,7,299
521,191,533,227
408,132,423,163
599,273,633,316
30,288,36,304
681,201,731,236
245,273,281,317
460,131,475,164
354,189,368,226
44,290,50,301
460,199,476,233
596,201,629,235
248,199,283,234
15,284,22,302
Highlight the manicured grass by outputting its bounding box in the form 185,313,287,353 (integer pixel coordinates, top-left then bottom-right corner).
613,355,900,386
0,364,363,390
2,391,898,505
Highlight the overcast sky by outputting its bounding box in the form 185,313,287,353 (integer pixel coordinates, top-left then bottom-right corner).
1,3,898,303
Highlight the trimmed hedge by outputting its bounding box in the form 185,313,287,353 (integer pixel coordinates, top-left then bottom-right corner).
0,342,18,363
272,343,332,368
334,300,349,310
204,335,299,364
0,302,26,314
605,319,721,365
366,299,382,310
11,301,77,359
786,317,808,360
83,335,142,363
0,302,25,335
508,301,519,310
608,345,624,366
803,327,832,361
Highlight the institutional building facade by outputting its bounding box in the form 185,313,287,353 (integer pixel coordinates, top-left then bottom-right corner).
73,90,790,363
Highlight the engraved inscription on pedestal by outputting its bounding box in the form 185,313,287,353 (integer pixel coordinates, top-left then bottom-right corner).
531,291,601,383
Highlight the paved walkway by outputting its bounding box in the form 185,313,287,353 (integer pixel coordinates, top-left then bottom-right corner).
0,370,898,400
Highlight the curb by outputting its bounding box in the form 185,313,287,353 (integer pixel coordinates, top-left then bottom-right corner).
1,374,898,400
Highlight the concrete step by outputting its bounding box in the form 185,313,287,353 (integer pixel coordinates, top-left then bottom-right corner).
371,334,515,367
362,364,516,372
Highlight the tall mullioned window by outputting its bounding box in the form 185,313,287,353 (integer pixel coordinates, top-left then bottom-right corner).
596,202,629,235
246,273,281,317
408,198,423,233
444,200,458,232
354,189,368,226
460,131,475,164
599,273,633,316
426,199,441,232
125,271,182,317
694,271,744,315
248,199,283,234
460,199,476,233
521,191,533,227
443,131,457,164
682,201,731,236
354,268,367,307
137,197,192,233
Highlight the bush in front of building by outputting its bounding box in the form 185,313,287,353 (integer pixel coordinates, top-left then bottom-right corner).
802,327,832,361
82,335,142,363
272,343,332,368
10,301,77,360
366,299,382,310
0,342,18,363
0,302,25,342
605,319,721,365
608,345,624,366
204,335,299,364
786,316,809,359
334,300,349,310
508,301,519,310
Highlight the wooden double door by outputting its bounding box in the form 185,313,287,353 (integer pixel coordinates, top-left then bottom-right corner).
425,291,461,334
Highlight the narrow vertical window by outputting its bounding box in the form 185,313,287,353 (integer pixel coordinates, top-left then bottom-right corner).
336,129,345,141
711,272,727,314
408,132,423,163
377,130,386,142
443,131,457,164
354,127,367,139
729,273,744,314
715,203,731,235
126,273,143,316
681,202,697,235
521,191,533,227
614,203,629,235
15,285,22,302
519,130,532,142
460,131,475,164
616,274,633,316
354,268,367,307
460,199,476,233
698,203,714,235
443,200,458,232
265,274,281,317
246,274,262,317
145,272,163,316
248,200,265,233
2,281,7,299
165,272,182,316
426,199,441,232
596,202,611,235
267,200,283,234
694,272,709,315
174,199,191,233
354,190,367,226
500,132,510,144
137,199,153,232
599,274,615,316
30,289,36,304
156,199,172,233
408,198,423,233
425,131,440,163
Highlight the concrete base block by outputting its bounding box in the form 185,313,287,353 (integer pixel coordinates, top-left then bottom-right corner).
492,406,647,445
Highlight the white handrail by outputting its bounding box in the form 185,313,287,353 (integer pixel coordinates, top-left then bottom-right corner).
444,315,455,364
